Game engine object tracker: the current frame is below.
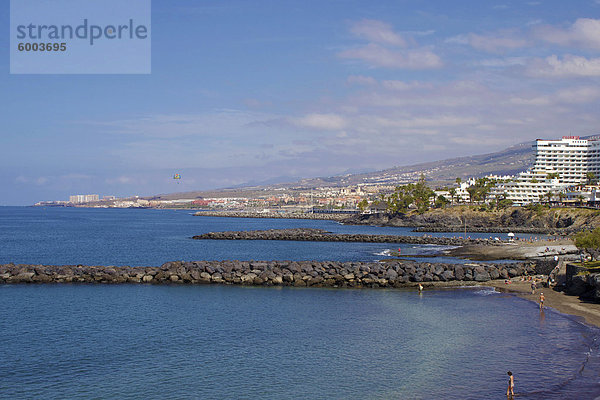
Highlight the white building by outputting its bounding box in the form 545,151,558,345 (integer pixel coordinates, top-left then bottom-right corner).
494,136,600,205
69,194,99,203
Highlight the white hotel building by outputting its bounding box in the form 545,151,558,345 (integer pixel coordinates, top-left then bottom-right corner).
69,194,100,204
493,136,600,205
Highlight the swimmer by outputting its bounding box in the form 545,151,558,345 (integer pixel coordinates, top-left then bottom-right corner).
540,292,545,310
506,371,514,397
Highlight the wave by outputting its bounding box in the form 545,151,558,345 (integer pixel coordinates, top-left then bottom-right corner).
472,287,498,296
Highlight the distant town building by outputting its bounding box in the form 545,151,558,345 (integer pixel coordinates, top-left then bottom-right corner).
69,194,99,204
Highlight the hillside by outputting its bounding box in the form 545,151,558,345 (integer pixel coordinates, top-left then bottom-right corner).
150,140,536,200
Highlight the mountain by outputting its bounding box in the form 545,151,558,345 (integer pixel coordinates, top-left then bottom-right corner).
282,140,535,189
149,139,538,200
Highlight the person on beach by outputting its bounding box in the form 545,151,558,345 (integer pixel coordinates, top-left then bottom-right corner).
531,280,536,294
506,371,514,397
539,292,545,310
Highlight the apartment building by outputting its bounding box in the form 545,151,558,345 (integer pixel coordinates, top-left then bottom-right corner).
494,136,600,205
69,194,100,203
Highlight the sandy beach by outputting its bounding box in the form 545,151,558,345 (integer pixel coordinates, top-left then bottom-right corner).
447,239,578,261
485,279,600,328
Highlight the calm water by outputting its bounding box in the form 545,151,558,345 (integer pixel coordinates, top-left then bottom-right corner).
1,284,599,399
1,207,598,399
0,207,542,266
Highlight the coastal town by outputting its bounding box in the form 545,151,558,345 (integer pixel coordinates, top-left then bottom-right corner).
35,136,600,212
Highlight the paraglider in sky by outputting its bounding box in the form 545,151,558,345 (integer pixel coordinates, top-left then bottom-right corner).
173,173,181,183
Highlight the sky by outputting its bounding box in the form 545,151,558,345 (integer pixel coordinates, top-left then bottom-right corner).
2,0,600,205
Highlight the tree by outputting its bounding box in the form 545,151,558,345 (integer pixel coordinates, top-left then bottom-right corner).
385,174,435,214
357,199,369,212
455,177,462,186
497,198,513,209
542,191,554,204
574,228,600,261
586,172,597,185
434,195,449,208
465,177,494,203
448,188,456,204
546,172,559,180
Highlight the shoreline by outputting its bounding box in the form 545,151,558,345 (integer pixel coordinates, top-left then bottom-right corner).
486,279,600,329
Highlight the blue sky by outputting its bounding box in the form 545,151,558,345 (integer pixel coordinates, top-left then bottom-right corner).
2,0,600,205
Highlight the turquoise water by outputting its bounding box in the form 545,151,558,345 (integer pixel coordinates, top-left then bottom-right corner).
0,207,598,399
1,284,599,399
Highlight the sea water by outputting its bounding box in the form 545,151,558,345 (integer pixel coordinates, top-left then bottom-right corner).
1,284,599,399
0,207,596,399
0,207,544,266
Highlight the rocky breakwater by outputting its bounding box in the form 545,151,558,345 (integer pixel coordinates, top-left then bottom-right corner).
193,211,347,221
0,260,535,288
192,228,498,246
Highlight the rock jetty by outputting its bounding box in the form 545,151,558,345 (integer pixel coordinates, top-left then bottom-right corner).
0,260,536,287
194,211,347,221
192,228,499,246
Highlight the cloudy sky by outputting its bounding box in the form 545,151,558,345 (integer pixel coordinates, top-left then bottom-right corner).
2,0,600,205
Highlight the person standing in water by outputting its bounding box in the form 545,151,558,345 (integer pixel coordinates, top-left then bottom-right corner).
418,283,423,293
539,292,545,310
506,371,514,397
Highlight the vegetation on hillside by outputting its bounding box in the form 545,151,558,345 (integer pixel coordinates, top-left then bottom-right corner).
574,227,600,261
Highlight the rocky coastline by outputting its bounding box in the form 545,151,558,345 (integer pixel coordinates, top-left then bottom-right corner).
192,228,499,246
343,207,600,234
0,260,536,287
564,263,600,302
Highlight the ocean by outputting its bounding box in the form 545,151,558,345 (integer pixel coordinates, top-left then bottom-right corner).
0,207,598,399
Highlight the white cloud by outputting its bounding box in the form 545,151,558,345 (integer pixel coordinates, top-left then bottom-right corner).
349,19,406,46
347,75,377,85
476,57,528,67
447,30,528,53
467,32,528,52
526,55,600,77
555,86,600,103
535,18,600,49
294,113,347,130
338,43,442,69
509,96,551,106
341,19,442,70
381,80,432,90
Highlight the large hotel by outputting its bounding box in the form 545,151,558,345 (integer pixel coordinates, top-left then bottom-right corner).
494,136,600,205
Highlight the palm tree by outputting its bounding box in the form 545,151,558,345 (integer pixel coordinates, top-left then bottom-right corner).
449,188,456,204
577,195,586,206
586,172,597,185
